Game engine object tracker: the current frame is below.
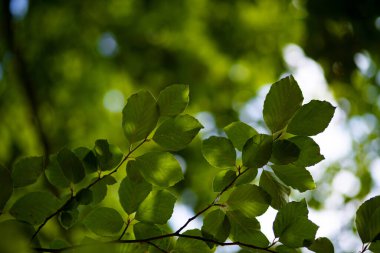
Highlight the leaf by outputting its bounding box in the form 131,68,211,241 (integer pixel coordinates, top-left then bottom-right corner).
91,180,108,204
9,192,61,225
12,156,44,187
202,136,236,168
242,134,273,168
270,140,300,165
93,139,123,171
0,220,37,253
45,154,70,188
275,245,298,253
273,200,317,247
174,229,212,253
135,190,176,224
134,222,171,252
133,152,183,187
227,184,270,218
83,207,124,236
122,90,159,144
201,209,230,242
308,237,334,253
153,114,203,151
213,169,236,192
259,171,290,210
235,168,258,186
75,188,93,205
263,75,303,133
224,121,258,151
73,147,98,172
58,209,79,229
57,148,85,184
157,84,189,117
288,136,324,167
287,100,336,136
227,211,269,247
0,165,13,212
370,241,380,252
271,164,315,192
355,195,380,243
119,176,152,214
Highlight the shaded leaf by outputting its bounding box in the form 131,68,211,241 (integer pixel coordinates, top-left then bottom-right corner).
57,148,85,184
134,222,171,252
174,229,212,253
259,171,290,210
157,84,189,117
370,241,380,252
76,188,93,205
10,192,61,225
270,140,300,165
287,100,335,136
356,196,380,243
135,190,176,224
45,154,70,188
271,164,315,192
213,169,236,192
58,209,79,229
133,152,183,188
227,184,270,218
235,168,258,186
0,165,13,212
122,90,159,143
153,114,203,151
94,139,123,171
309,237,334,253
83,207,124,236
202,136,236,168
224,121,258,151
119,176,152,214
74,147,98,172
0,219,38,253
263,75,303,133
12,156,43,187
288,136,324,167
242,134,273,168
201,209,230,243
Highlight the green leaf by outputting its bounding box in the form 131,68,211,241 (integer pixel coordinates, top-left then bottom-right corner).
271,164,315,192
224,122,258,151
10,192,61,225
273,200,308,238
174,229,212,253
133,152,183,187
0,165,13,212
45,154,70,188
213,169,236,192
270,140,300,165
134,222,171,252
119,176,152,214
202,136,236,168
288,136,324,167
259,171,290,210
355,196,380,243
0,220,37,253
242,134,273,168
58,209,79,229
227,184,270,218
90,180,108,204
287,100,336,136
275,245,298,253
57,148,85,184
83,207,124,236
263,75,303,133
227,211,269,247
153,114,203,151
12,156,43,187
308,237,334,253
73,147,98,172
370,241,380,252
94,139,123,171
135,190,176,224
201,209,230,242
157,84,189,117
235,168,258,186
122,90,159,144
75,188,93,205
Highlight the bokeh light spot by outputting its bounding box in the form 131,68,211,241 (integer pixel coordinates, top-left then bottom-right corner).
10,0,29,19
98,33,118,57
103,89,124,112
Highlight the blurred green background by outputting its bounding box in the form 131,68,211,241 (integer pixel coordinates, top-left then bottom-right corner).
1,0,380,252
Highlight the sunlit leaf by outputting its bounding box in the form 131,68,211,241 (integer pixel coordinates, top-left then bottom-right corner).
242,134,273,168
119,176,152,214
259,171,290,210
308,237,334,253
224,121,258,151
157,84,189,117
271,164,315,192
57,148,85,184
0,220,37,253
355,195,380,243
134,222,171,252
227,184,270,218
133,152,183,187
201,209,230,242
135,190,176,224
235,168,258,186
0,165,13,212
288,136,324,167
174,229,212,253
10,192,61,225
287,100,335,136
94,139,123,171
270,140,300,165
153,114,203,151
12,156,43,187
263,75,303,133
122,90,159,144
213,169,236,192
202,136,236,168
273,200,308,238
83,207,124,236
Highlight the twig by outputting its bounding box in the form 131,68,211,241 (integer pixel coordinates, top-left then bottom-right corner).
118,219,131,240
146,241,168,253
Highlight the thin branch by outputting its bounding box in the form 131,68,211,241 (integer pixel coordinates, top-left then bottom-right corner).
118,219,131,240
31,138,148,241
146,241,168,253
175,204,214,234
